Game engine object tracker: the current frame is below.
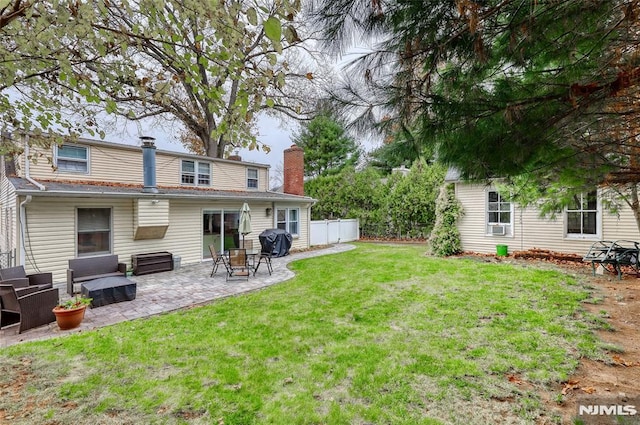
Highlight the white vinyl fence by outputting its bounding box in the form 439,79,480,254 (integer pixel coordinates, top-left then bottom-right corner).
310,219,360,246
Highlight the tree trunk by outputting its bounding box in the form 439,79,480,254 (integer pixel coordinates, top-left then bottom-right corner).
630,184,640,234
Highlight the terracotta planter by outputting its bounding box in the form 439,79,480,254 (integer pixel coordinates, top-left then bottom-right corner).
52,305,87,330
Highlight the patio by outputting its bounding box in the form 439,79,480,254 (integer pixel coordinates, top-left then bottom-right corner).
1,244,354,348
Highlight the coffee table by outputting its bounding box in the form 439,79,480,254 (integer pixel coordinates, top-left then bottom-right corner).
80,276,137,308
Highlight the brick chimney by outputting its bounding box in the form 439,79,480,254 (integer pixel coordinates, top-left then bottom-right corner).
283,144,304,196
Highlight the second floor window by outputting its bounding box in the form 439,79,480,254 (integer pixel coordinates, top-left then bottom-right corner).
247,168,258,189
181,160,211,186
198,162,211,185
56,144,88,173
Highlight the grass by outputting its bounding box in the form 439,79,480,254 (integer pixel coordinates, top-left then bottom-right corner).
0,243,606,424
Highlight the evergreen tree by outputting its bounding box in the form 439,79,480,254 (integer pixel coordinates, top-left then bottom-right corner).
429,184,464,256
305,166,388,236
313,1,640,230
386,159,445,238
293,110,360,177
367,124,428,173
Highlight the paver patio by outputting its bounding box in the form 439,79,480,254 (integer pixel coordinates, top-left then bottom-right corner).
1,244,354,348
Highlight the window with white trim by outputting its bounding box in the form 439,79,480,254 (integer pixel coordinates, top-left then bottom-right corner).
486,190,512,236
181,160,211,186
77,208,111,256
56,144,89,173
566,191,598,237
198,162,211,185
247,168,258,189
277,207,299,236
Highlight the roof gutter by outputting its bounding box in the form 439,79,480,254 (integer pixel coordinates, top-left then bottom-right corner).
13,187,317,203
23,134,46,191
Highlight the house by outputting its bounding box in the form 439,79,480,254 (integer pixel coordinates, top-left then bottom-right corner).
0,135,315,284
445,169,640,255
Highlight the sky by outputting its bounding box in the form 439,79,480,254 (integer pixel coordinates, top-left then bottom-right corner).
106,113,300,172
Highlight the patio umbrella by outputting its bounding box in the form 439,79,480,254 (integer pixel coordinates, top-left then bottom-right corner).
238,202,252,247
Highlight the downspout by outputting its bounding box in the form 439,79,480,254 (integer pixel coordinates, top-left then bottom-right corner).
23,134,46,191
519,206,524,251
307,203,312,247
19,195,32,267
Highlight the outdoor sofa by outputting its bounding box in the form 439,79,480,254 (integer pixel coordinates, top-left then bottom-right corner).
67,254,127,296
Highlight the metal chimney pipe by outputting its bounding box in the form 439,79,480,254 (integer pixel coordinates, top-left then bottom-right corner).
140,136,158,194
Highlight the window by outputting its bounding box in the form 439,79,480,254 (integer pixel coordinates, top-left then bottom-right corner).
198,162,211,185
247,168,258,189
56,144,88,173
181,160,195,184
77,208,111,256
486,190,512,235
277,207,299,236
566,191,598,237
181,160,211,186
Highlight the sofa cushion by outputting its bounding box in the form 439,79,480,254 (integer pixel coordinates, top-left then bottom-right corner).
73,272,124,283
1,278,29,288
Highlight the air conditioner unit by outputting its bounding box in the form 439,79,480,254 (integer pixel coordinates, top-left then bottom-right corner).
491,225,506,236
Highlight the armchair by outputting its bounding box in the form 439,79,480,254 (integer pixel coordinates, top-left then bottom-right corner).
0,266,53,291
0,284,58,333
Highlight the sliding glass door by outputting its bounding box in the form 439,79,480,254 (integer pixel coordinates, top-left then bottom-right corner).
203,210,240,258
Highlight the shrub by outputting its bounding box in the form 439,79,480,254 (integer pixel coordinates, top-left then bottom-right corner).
428,183,464,256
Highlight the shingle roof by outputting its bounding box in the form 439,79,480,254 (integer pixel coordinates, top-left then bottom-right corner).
444,167,462,182
9,177,316,203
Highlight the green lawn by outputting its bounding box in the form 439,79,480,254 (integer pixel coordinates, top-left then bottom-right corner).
0,243,607,424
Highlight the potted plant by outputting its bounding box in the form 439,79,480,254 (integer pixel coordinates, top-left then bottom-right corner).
52,295,92,330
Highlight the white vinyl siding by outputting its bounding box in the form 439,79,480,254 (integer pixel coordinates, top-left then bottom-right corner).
0,159,17,256
454,183,640,255
18,197,310,286
22,140,269,191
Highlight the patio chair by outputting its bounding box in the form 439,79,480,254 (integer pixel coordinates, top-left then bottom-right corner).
253,248,273,276
0,284,58,333
208,245,229,277
227,248,250,281
0,265,53,291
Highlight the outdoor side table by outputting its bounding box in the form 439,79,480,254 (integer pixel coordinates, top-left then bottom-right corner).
80,276,137,308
